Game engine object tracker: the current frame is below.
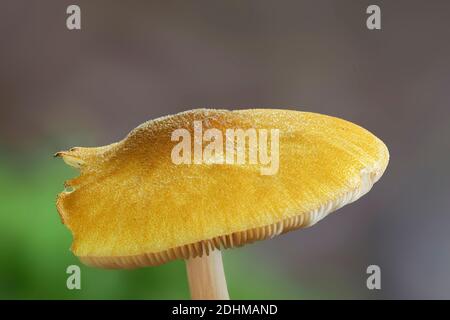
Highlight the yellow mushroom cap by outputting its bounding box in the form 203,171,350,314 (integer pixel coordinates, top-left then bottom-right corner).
55,109,389,269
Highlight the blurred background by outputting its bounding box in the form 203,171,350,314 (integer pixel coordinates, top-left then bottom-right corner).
1,0,450,299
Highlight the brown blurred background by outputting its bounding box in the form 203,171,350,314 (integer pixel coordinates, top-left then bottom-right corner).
1,0,450,299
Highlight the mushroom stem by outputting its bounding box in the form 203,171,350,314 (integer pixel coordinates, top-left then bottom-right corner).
185,250,229,300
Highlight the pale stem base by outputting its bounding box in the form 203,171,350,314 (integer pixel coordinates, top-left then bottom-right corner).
185,250,230,300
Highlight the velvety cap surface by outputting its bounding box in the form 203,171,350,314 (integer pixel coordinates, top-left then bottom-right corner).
56,109,389,268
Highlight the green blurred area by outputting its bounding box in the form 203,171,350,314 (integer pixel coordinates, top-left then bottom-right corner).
0,148,303,299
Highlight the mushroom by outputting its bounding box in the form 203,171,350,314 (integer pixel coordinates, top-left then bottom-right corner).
55,109,389,299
